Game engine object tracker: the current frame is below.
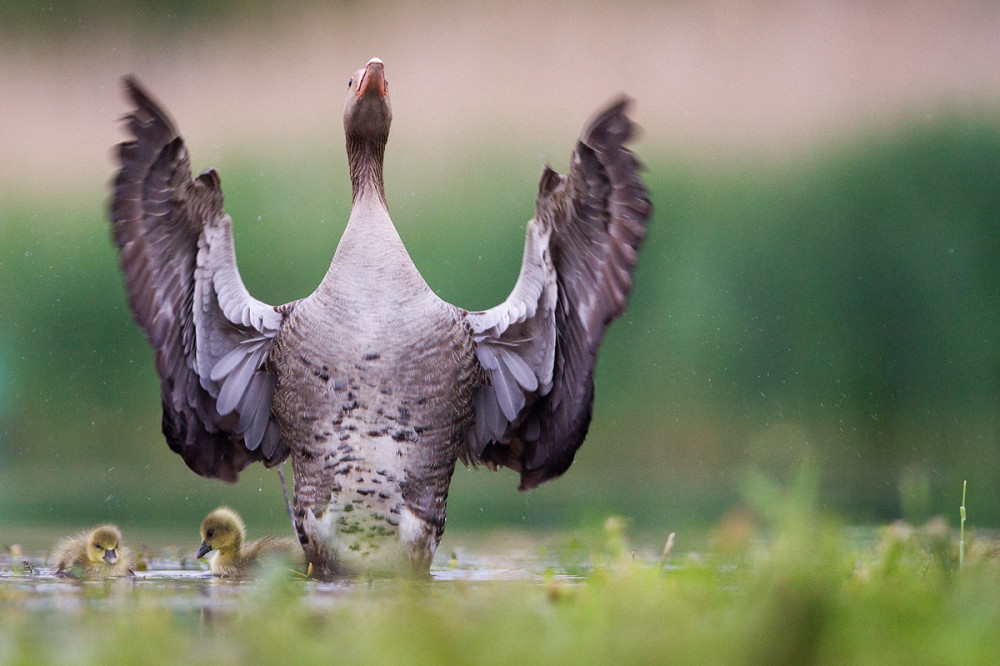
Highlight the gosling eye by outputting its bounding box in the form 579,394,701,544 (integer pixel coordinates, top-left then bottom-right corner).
206,529,214,538
93,543,101,550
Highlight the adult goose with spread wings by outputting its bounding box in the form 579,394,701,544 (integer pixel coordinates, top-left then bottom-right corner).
110,58,652,577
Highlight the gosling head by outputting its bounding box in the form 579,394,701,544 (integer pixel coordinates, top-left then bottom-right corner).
197,506,246,559
87,525,123,565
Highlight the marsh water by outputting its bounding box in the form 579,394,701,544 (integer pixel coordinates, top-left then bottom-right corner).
0,533,638,620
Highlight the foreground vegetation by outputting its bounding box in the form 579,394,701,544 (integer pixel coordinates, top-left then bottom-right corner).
2,472,999,665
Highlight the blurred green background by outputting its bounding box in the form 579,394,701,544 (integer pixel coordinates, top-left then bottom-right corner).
1,1,999,549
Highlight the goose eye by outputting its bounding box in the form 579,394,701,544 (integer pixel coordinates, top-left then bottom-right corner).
347,77,353,89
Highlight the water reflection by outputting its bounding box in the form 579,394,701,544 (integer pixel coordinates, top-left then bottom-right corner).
0,542,600,624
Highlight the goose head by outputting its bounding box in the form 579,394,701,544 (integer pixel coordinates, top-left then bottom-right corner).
197,506,246,559
344,57,392,141
87,525,123,565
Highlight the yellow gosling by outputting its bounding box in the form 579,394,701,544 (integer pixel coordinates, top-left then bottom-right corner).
197,506,303,577
51,524,134,578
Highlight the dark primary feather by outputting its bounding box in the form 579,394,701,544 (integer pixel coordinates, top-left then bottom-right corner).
465,97,652,490
110,76,290,482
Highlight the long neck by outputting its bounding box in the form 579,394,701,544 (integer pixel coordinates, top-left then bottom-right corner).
347,135,387,208
309,127,432,306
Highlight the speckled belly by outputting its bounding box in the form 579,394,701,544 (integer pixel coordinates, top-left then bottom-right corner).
271,304,478,578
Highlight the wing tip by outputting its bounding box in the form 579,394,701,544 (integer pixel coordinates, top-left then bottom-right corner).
121,74,155,111
118,74,179,142
581,94,641,155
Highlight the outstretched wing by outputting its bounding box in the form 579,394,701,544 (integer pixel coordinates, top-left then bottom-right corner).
111,76,291,482
464,97,652,490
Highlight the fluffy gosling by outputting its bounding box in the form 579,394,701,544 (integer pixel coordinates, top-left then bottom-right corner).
197,506,303,577
51,524,134,577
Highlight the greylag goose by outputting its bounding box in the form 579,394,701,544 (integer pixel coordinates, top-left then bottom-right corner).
110,57,651,577
51,524,134,577
196,506,304,576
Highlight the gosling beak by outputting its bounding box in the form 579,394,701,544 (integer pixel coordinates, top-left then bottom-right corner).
103,548,118,564
357,57,386,99
196,542,213,559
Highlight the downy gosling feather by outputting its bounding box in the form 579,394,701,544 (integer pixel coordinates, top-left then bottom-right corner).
197,506,303,576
